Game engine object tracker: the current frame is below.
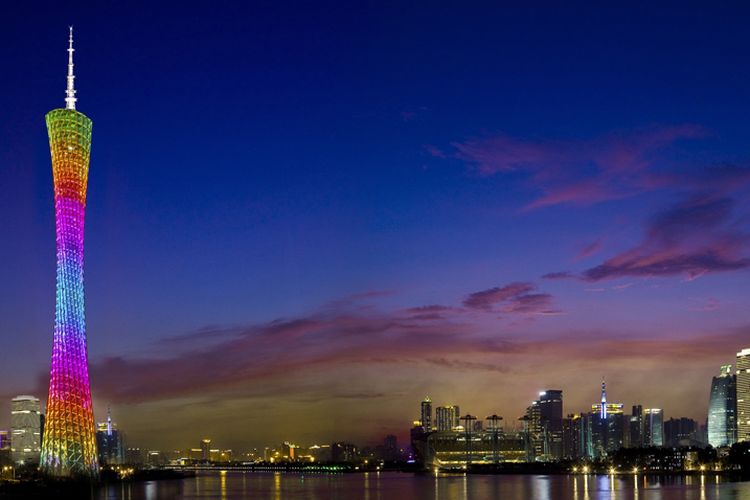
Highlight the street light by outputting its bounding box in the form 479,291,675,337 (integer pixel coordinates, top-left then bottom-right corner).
459,414,477,468
485,414,503,466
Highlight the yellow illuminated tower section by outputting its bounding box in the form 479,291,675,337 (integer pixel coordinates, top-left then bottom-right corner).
40,27,98,478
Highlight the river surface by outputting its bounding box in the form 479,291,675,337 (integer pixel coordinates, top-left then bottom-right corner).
96,471,750,499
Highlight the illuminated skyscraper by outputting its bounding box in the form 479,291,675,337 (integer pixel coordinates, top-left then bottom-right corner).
435,405,460,432
707,365,736,448
420,397,432,432
201,439,212,462
39,28,98,478
538,390,563,460
96,408,124,465
644,409,664,446
590,382,625,457
738,348,750,442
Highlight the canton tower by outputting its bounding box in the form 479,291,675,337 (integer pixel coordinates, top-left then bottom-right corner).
40,27,98,478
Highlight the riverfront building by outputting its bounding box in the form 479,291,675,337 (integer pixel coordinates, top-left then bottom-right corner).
707,365,737,448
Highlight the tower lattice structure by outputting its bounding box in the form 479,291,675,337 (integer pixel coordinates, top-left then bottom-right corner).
40,27,99,478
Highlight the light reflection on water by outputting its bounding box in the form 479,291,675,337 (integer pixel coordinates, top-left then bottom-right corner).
96,471,750,499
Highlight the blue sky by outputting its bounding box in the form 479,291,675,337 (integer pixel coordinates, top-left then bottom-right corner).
1,2,750,449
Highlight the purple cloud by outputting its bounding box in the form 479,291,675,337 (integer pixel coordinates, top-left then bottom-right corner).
542,271,574,280
81,309,523,404
463,282,558,314
463,282,535,310
582,196,750,281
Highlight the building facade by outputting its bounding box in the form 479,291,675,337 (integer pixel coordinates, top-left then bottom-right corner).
629,405,644,448
538,390,563,460
664,417,700,447
644,409,664,447
96,411,123,465
436,405,460,432
421,397,433,433
707,365,737,448
738,348,750,442
10,396,42,466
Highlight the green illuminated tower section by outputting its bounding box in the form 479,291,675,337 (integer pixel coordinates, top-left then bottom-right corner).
39,27,98,478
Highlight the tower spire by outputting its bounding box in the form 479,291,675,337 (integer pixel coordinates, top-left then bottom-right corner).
600,378,607,419
65,26,77,110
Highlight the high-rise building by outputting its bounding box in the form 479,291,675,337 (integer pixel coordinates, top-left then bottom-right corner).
0,430,10,450
40,28,98,478
664,417,699,447
737,348,750,442
629,405,644,448
0,430,10,466
11,396,42,466
522,390,564,461
562,414,583,459
435,405,460,432
96,409,123,465
707,365,737,448
644,409,664,446
201,439,211,462
538,390,563,459
523,401,543,461
590,382,625,457
421,397,433,432
381,434,400,461
331,442,359,462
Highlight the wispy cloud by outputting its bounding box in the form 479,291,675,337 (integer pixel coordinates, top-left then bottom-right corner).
84,308,522,404
462,282,559,314
443,125,709,209
582,195,750,281
687,297,721,312
577,239,603,260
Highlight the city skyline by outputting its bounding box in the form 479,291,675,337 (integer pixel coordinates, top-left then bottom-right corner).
2,3,750,451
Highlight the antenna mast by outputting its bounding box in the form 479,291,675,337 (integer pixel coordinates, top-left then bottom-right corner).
65,26,77,110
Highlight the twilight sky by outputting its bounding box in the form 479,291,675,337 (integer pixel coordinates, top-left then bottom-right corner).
2,2,750,451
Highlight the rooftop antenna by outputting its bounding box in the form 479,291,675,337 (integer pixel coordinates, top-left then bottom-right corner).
600,378,607,420
65,26,77,110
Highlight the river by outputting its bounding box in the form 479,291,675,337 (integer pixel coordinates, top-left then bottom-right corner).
95,471,750,499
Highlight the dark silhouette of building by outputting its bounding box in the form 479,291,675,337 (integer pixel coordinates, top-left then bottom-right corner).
629,405,644,448
331,442,358,462
379,434,400,461
664,417,700,447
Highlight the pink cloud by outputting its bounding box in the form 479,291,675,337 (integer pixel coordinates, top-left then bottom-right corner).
462,282,559,314
582,196,750,281
576,239,604,260
688,297,721,312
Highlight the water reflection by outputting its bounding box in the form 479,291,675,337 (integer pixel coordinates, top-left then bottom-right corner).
220,470,227,500
273,471,281,500
95,471,750,499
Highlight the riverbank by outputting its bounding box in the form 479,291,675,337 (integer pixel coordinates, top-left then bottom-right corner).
0,469,194,499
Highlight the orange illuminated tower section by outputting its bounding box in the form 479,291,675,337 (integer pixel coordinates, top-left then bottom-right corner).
40,27,98,478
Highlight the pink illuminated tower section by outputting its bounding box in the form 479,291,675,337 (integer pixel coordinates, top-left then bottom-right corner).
39,27,98,478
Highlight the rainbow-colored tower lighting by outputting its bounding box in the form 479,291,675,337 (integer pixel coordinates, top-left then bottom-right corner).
40,27,98,478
